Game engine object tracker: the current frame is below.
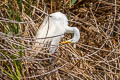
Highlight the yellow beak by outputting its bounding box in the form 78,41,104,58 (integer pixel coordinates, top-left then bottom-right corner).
61,41,72,44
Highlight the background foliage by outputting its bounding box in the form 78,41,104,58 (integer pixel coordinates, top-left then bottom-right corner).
0,0,120,80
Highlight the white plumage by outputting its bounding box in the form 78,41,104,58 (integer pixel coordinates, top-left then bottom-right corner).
35,12,80,53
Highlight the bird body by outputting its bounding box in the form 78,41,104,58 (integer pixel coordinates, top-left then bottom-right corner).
35,12,80,53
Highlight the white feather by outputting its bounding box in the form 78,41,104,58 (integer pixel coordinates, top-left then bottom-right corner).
35,12,80,53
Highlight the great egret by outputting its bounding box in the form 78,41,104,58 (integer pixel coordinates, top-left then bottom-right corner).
35,12,80,53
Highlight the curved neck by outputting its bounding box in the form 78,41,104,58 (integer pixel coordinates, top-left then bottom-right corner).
66,27,80,43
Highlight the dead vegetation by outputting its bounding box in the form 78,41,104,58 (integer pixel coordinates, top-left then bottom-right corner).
0,0,120,80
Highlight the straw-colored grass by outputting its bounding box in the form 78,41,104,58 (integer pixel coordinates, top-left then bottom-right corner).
0,0,120,80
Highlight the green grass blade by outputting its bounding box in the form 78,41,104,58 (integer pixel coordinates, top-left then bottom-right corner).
0,67,15,79
70,0,77,7
17,0,23,12
14,62,21,80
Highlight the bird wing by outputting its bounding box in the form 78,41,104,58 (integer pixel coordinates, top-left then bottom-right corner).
35,16,65,53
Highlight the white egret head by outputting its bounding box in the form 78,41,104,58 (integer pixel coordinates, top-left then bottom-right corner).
35,12,80,53
50,12,68,26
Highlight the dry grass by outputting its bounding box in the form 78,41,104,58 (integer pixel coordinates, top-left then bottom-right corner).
0,0,120,80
